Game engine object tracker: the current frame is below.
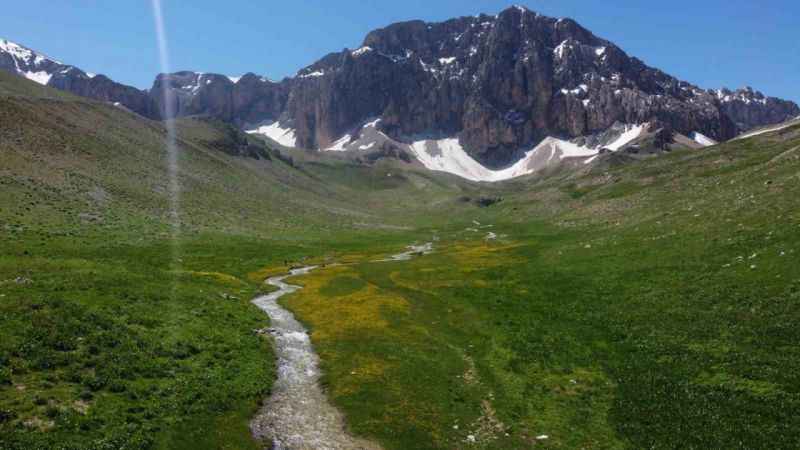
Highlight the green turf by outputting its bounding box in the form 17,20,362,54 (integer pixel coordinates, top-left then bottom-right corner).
2,70,800,449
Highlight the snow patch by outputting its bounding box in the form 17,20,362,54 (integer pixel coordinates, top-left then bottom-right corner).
690,131,717,147
299,70,325,78
227,75,242,83
246,121,298,148
352,46,373,57
363,118,382,128
561,84,589,96
605,124,645,151
408,124,647,182
22,71,52,85
0,38,61,65
439,57,456,65
409,137,596,182
324,134,353,152
554,40,572,59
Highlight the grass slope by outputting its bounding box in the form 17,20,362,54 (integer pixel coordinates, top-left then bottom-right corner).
2,69,800,449
0,72,471,449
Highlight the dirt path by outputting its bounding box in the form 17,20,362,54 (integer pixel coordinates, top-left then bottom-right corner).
251,267,381,450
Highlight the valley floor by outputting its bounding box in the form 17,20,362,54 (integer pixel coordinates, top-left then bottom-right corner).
2,74,800,449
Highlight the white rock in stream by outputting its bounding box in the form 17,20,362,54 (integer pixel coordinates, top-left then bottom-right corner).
251,267,380,450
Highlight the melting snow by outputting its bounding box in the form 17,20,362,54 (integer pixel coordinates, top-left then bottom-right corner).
605,124,645,151
554,40,572,59
324,134,352,152
690,131,717,147
363,118,382,128
408,124,647,182
22,71,52,85
299,70,325,78
561,84,589,96
0,39,61,64
352,46,373,57
409,137,597,182
246,121,298,147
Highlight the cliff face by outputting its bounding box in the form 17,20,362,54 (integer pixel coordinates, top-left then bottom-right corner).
148,72,290,126
715,87,800,132
259,6,792,165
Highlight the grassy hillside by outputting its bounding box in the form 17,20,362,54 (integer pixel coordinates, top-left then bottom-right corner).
1,70,799,449
0,72,475,449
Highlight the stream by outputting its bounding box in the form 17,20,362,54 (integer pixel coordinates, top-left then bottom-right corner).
250,267,380,450
251,244,433,449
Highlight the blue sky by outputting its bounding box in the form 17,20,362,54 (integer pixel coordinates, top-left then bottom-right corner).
4,0,798,102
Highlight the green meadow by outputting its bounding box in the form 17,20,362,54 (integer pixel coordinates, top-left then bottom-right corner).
1,70,799,448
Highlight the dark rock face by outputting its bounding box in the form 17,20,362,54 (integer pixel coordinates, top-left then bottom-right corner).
269,6,795,165
149,71,290,126
49,70,158,117
715,87,800,132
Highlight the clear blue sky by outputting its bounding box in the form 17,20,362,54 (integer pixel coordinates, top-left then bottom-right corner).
4,0,798,102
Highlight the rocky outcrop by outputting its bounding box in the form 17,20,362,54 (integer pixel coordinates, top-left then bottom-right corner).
49,70,158,117
149,71,290,126
715,87,800,132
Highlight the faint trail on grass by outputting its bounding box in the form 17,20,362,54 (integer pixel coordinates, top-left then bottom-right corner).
374,242,434,262
251,267,382,450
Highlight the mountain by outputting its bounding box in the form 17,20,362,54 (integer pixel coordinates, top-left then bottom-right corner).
148,6,798,175
2,6,798,182
0,38,157,117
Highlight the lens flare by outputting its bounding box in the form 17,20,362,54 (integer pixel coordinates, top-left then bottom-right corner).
150,0,181,269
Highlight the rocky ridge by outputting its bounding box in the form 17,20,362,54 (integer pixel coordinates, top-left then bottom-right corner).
2,6,797,179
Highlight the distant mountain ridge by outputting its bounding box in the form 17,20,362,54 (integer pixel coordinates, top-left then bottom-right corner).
0,38,157,117
1,6,797,179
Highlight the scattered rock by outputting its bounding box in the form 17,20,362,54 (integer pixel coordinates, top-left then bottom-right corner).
73,400,90,415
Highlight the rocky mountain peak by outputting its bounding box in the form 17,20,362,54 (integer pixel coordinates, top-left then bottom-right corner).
714,85,799,131
2,9,798,181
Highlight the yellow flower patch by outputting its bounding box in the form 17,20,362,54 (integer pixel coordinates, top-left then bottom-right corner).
283,265,409,342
